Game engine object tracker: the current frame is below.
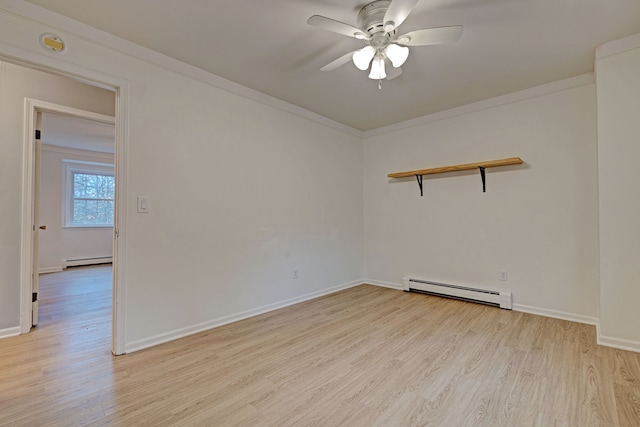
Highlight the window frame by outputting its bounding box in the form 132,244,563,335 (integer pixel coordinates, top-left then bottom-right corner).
63,160,115,229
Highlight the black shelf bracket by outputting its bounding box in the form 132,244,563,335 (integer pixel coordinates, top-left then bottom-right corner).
479,166,486,192
388,157,523,196
416,169,485,196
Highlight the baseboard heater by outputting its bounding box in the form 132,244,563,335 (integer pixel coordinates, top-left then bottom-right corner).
403,277,512,309
65,256,112,268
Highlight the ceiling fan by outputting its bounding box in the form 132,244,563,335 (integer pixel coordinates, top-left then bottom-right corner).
307,0,462,86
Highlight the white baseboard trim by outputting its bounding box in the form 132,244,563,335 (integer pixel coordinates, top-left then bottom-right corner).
124,279,364,354
363,279,404,291
123,278,640,355
596,322,640,353
512,304,598,326
0,326,20,339
366,283,601,324
597,337,640,353
39,267,64,274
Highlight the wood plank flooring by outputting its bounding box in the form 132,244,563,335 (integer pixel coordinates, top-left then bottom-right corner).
1,265,640,426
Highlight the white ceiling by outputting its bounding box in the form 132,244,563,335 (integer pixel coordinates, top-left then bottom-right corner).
41,112,115,153
25,0,640,131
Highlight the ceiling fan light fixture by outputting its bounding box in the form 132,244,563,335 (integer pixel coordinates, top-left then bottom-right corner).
353,45,376,70
369,55,387,79
385,43,409,67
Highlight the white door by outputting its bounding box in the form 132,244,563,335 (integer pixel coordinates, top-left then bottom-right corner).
32,111,43,327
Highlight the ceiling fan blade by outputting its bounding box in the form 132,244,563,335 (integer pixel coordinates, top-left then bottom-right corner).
307,15,367,39
383,0,419,31
320,51,356,72
397,26,463,46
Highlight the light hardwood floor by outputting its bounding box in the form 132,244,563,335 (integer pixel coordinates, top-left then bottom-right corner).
1,265,639,426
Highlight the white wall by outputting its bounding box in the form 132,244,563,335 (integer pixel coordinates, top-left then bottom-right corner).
2,3,638,352
596,35,640,349
122,69,363,348
0,6,364,349
39,145,114,273
0,60,115,331
363,81,600,320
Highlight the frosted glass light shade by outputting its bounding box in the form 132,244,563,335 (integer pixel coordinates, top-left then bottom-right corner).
368,56,387,79
352,46,375,71
385,44,409,68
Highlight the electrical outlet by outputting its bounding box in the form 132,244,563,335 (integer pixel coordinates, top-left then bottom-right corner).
292,269,298,280
500,270,508,281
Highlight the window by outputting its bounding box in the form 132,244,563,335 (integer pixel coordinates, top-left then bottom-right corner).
64,161,115,227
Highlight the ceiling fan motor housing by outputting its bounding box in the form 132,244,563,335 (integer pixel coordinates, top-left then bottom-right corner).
358,1,394,38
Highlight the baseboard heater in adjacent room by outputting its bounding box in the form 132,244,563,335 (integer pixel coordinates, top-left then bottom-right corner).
65,256,113,268
403,277,512,309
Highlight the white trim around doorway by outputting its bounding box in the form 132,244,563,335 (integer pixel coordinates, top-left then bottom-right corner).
6,56,129,354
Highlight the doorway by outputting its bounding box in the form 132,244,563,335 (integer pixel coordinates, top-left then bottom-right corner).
35,111,115,331
25,100,117,349
7,61,127,355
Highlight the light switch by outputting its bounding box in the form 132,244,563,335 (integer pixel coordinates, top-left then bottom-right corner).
137,196,150,213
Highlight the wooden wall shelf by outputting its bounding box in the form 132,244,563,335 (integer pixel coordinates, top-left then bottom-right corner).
388,157,523,196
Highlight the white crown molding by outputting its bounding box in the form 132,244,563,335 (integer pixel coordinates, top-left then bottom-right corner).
0,0,363,137
363,73,595,138
596,32,640,60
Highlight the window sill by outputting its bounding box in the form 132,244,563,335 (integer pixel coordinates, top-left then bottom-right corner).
63,225,114,230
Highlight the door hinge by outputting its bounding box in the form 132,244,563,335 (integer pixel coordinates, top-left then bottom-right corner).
35,130,41,140
32,292,38,302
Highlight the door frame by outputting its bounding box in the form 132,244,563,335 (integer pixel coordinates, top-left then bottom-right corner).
16,78,128,355
1,16,128,354
31,110,42,327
